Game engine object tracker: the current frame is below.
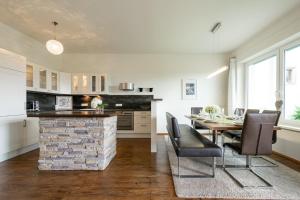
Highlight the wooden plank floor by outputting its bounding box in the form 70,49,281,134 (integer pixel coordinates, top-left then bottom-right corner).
0,136,299,200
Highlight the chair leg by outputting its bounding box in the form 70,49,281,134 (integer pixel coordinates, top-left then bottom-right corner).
212,157,216,177
221,135,225,146
177,156,216,178
251,156,278,167
177,157,180,178
222,146,226,168
246,155,251,168
223,155,273,188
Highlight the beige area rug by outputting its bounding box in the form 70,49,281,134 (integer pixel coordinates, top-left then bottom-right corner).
165,136,300,199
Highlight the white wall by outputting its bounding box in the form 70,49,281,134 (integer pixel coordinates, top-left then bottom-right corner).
0,22,62,70
62,53,229,132
232,5,300,62
231,5,300,161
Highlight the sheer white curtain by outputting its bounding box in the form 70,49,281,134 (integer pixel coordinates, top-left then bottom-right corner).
227,57,237,115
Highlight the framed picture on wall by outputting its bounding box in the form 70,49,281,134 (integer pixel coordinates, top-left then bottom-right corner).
182,79,197,100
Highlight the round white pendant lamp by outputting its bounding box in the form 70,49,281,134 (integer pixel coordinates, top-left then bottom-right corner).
46,21,64,55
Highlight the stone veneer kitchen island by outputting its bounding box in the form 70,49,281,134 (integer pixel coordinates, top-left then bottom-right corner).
29,111,117,170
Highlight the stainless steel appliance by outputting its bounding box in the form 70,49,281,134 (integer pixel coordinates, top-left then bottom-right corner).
119,82,134,91
27,100,40,112
116,111,134,130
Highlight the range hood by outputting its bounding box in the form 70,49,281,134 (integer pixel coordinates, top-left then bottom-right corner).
119,83,134,91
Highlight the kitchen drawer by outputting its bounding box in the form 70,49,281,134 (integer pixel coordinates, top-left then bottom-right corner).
134,115,151,124
134,111,151,117
134,123,151,133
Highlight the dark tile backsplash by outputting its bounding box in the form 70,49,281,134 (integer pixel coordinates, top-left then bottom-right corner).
27,91,57,111
73,95,153,110
27,91,153,112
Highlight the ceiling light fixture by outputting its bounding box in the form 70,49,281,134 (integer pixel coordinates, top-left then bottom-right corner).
206,66,229,79
46,21,64,55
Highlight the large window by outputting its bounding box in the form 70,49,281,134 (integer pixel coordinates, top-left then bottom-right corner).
283,43,300,122
245,39,300,127
247,55,277,110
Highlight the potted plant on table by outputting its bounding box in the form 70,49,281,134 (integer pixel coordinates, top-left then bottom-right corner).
204,105,220,120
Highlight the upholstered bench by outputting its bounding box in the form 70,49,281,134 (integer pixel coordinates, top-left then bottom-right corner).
166,112,222,178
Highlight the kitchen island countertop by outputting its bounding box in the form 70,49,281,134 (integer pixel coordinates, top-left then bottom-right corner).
27,110,116,118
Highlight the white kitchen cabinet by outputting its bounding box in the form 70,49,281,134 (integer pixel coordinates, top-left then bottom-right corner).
47,70,59,93
0,116,26,158
90,74,98,94
39,67,48,91
0,48,26,117
27,62,60,93
89,73,108,94
0,67,26,117
99,74,108,93
0,48,26,72
0,116,39,161
59,72,71,94
0,48,30,161
26,63,39,91
134,111,151,133
24,117,39,146
71,73,94,94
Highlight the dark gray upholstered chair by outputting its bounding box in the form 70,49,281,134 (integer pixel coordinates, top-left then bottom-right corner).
223,109,260,140
234,108,245,116
222,113,278,187
191,107,208,129
166,112,222,178
223,109,281,167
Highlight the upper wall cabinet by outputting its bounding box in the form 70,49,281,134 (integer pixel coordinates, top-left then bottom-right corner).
59,72,71,94
39,67,47,91
47,70,60,93
26,63,60,93
90,74,108,94
72,73,108,94
71,73,89,94
26,63,39,91
26,65,109,95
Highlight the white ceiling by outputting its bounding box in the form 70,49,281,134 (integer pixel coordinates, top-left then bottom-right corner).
0,0,300,54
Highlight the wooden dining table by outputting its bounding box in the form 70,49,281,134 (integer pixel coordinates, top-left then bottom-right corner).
185,115,281,144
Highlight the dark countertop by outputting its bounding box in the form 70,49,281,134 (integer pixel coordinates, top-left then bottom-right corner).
27,111,116,118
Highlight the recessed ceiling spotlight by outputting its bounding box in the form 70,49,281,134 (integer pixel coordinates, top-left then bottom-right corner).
46,21,64,55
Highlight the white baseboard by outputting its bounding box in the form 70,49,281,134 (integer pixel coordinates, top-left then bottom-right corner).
117,133,151,138
0,143,39,163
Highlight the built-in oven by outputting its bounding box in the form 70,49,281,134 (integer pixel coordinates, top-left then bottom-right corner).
116,111,134,131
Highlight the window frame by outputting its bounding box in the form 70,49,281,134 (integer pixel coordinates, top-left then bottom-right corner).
245,50,280,111
244,38,300,128
279,38,300,127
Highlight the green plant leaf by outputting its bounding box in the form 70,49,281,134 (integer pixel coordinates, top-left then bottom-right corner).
292,107,300,120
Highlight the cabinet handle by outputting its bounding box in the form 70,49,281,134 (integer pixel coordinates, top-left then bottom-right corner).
23,119,27,127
